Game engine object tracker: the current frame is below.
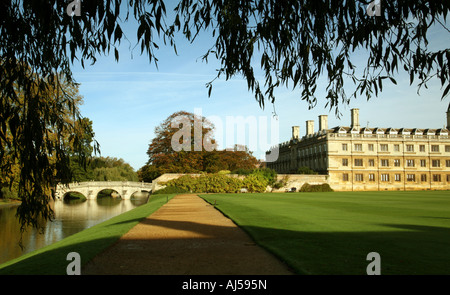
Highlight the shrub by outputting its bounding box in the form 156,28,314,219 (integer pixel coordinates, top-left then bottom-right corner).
296,166,318,175
272,175,289,189
0,186,18,200
218,170,231,175
251,168,278,186
242,173,269,193
300,183,334,192
231,168,254,175
165,175,201,192
153,186,189,195
299,183,311,192
163,171,289,194
165,174,243,193
319,183,334,192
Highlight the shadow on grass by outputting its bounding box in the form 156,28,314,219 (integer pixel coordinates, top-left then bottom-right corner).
104,217,450,275
240,223,450,275
0,237,120,275
2,215,450,275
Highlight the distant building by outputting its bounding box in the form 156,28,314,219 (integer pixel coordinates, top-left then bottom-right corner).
266,105,450,191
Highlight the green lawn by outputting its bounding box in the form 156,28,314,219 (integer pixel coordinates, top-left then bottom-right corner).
3,191,449,275
201,191,450,275
0,194,175,275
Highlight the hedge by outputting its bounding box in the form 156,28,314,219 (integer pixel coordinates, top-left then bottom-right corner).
152,186,189,194
163,172,270,193
164,174,243,193
299,183,334,192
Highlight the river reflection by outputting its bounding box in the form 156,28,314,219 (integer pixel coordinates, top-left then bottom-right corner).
0,195,149,265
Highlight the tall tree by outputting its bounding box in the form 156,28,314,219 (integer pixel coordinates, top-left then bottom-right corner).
0,66,97,233
1,0,449,229
145,110,217,175
147,110,217,167
140,111,258,180
217,145,260,172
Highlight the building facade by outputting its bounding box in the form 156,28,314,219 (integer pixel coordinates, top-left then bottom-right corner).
266,107,450,191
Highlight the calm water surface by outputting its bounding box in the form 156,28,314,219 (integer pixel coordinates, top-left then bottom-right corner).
0,195,149,265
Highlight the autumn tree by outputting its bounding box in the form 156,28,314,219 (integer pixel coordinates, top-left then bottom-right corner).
217,145,260,172
0,66,97,232
146,110,216,172
139,111,258,181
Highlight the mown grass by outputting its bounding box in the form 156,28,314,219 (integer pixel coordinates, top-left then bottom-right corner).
200,191,450,275
0,194,175,275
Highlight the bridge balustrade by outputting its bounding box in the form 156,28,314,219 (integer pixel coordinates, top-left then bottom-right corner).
55,181,153,200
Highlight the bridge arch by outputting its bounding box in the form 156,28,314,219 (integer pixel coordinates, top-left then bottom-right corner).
96,188,122,199
62,190,87,202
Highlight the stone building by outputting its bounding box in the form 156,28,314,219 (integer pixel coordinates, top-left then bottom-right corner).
266,106,450,191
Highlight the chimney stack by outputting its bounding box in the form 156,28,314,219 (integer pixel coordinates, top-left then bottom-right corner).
319,115,328,131
292,126,300,139
306,120,314,135
446,103,450,129
351,108,360,130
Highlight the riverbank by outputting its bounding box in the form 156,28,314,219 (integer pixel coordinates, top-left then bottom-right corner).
0,199,21,207
0,194,175,274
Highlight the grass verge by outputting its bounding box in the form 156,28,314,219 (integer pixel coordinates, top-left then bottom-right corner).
0,194,175,275
200,191,450,275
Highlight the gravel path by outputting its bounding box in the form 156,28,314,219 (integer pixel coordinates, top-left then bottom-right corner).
82,194,294,275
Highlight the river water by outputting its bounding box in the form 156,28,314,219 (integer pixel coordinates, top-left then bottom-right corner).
0,195,149,265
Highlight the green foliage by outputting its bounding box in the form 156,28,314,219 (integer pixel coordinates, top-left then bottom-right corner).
300,183,334,192
217,170,231,174
272,175,289,189
0,187,18,200
166,174,243,194
233,167,279,189
138,164,162,182
71,156,138,182
251,168,277,186
296,166,318,175
152,186,189,195
92,167,137,182
231,168,254,175
242,174,269,193
164,172,273,194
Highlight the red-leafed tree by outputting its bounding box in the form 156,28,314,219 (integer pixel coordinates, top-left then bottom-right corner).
138,111,259,181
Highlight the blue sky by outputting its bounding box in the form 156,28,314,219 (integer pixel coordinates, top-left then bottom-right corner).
71,11,450,171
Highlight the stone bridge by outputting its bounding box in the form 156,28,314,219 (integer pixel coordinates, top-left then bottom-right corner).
55,181,153,200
